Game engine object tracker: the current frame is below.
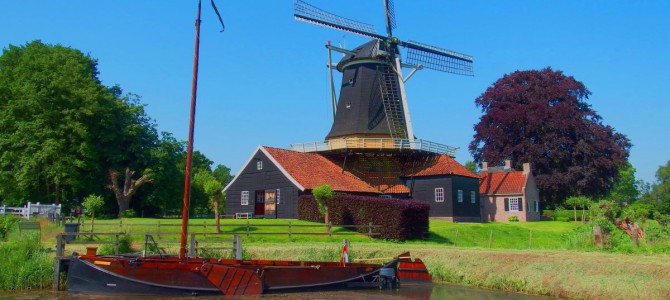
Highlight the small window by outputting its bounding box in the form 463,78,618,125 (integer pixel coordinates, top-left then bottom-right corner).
276,189,281,204
509,198,520,212
457,190,463,203
470,191,476,204
257,161,263,170
534,200,539,212
435,188,444,202
380,195,392,199
241,191,249,205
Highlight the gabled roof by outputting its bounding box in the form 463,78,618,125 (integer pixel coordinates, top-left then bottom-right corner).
404,154,479,178
224,146,379,194
479,171,527,195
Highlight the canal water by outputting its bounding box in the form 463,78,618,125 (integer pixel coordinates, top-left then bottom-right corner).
2,284,548,300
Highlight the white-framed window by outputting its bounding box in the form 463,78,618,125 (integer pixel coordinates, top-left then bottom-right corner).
241,191,249,205
470,191,476,204
508,197,520,212
534,200,539,212
276,189,281,204
257,161,263,170
435,188,444,202
457,190,463,203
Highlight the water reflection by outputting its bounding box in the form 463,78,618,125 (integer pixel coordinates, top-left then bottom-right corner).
2,284,548,300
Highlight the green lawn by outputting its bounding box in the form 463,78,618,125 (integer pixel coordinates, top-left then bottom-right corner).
425,220,581,249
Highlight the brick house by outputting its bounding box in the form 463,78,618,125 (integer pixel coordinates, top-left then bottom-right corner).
479,160,541,222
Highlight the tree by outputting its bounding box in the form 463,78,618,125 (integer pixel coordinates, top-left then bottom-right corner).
108,168,153,217
644,160,670,214
312,184,334,226
82,194,105,231
608,162,640,205
194,171,224,233
0,40,158,206
464,161,478,174
145,132,185,216
469,68,630,206
565,196,592,223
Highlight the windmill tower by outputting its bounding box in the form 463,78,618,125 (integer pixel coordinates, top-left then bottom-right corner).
294,0,473,150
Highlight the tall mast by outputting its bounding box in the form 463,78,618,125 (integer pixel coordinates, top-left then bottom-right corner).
180,0,202,260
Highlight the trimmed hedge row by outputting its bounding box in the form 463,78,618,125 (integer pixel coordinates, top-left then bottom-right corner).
297,194,429,241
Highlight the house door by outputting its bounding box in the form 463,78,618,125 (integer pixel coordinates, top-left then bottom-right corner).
254,190,265,216
264,190,276,219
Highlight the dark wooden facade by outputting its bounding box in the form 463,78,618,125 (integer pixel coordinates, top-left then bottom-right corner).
225,150,302,219
402,175,480,221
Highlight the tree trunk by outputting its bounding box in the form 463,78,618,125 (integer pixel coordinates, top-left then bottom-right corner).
573,205,577,222
213,196,220,234
581,208,586,224
593,225,602,248
324,206,330,227
109,168,153,218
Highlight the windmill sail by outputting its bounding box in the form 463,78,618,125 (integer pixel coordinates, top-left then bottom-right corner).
294,0,384,40
400,40,473,75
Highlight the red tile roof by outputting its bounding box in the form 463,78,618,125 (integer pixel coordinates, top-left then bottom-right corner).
479,171,527,195
262,147,379,193
405,154,479,178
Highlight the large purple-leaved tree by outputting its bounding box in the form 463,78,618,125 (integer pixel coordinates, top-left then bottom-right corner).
469,68,630,206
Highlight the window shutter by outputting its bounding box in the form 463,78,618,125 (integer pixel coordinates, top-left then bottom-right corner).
504,198,509,211
519,198,523,211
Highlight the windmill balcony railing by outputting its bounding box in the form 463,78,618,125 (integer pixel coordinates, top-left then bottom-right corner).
289,138,458,157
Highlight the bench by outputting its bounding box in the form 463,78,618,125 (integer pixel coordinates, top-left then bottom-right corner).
235,212,253,219
18,221,41,238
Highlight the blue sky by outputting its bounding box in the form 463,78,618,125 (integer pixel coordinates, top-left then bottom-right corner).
1,1,668,184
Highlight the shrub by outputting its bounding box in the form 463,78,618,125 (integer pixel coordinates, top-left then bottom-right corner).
298,194,429,241
99,233,135,255
121,209,137,218
508,216,519,222
0,216,20,240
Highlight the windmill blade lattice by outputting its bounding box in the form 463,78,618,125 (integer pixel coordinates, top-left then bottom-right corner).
294,0,384,40
401,40,474,76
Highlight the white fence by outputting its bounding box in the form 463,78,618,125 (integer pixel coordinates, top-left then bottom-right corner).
0,202,62,219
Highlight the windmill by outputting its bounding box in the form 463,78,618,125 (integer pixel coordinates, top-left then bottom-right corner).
294,0,473,149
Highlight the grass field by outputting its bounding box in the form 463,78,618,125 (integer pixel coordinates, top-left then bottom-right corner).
4,217,670,298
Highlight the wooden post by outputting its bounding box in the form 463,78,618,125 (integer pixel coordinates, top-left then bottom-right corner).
528,230,533,249
119,218,122,232
488,230,493,248
114,234,119,255
157,220,161,238
288,221,292,240
53,234,64,290
233,234,242,259
246,220,250,237
190,232,196,257
204,220,207,236
454,229,458,247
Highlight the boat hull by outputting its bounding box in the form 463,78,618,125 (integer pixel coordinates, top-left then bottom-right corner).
67,254,406,296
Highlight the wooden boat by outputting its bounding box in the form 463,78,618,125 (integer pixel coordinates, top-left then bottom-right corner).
67,250,430,296
66,1,431,296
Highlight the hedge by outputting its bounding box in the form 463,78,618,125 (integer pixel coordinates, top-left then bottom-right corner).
297,194,429,241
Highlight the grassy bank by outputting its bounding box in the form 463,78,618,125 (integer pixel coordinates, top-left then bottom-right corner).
0,233,52,290
243,242,670,300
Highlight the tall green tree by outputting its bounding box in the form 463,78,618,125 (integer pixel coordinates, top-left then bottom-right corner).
469,68,630,206
0,40,158,207
144,132,185,216
608,162,640,205
644,160,670,214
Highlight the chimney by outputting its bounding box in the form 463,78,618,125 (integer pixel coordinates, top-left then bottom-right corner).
481,162,488,172
523,163,531,175
504,160,511,170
